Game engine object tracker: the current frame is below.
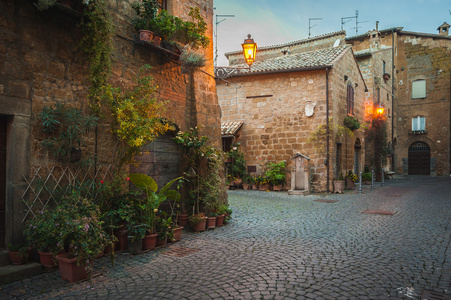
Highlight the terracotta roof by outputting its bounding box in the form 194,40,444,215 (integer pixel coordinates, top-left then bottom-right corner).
221,122,243,136
229,45,350,76
225,31,345,57
346,27,404,40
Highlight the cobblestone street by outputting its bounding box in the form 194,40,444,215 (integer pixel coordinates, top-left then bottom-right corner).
1,175,451,299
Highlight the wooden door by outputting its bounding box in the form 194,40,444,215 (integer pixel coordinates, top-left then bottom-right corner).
408,142,430,175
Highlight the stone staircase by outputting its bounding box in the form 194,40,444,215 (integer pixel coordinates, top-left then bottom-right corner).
0,250,43,284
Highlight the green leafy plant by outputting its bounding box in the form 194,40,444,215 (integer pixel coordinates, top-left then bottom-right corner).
80,0,114,111
35,0,57,11
362,172,372,181
226,142,247,179
217,204,232,222
131,0,159,31
344,115,361,131
179,45,206,70
38,104,97,163
128,173,182,234
101,65,175,166
188,213,205,225
7,243,29,259
265,161,286,185
24,192,113,272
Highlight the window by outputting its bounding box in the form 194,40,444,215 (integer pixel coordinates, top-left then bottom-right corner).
412,79,426,99
383,61,386,75
347,84,354,115
412,116,426,131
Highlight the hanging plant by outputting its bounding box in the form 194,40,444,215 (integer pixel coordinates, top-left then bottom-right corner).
344,116,360,131
179,45,206,72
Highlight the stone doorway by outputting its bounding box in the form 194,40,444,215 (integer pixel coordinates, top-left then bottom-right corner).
408,141,430,175
0,116,6,248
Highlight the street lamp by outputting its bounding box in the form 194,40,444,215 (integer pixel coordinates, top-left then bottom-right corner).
241,34,257,67
375,103,385,119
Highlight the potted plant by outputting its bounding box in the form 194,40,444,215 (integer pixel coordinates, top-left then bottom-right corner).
216,204,228,227
26,192,113,282
362,172,372,185
345,170,357,189
189,213,207,232
131,0,159,43
128,173,182,250
222,204,233,224
7,243,29,265
179,45,206,73
333,172,345,194
344,116,361,131
242,174,254,190
256,175,270,191
265,160,286,191
225,142,247,183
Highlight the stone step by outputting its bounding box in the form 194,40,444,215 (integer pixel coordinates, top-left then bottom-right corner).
0,250,10,266
0,262,43,285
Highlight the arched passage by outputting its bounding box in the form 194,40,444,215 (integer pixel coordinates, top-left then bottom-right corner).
408,141,430,175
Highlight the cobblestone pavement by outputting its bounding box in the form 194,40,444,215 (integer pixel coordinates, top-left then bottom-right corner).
1,175,451,299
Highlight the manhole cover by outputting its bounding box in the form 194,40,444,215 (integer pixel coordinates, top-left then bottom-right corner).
362,209,396,215
420,289,451,300
386,194,402,197
162,247,200,257
315,199,338,203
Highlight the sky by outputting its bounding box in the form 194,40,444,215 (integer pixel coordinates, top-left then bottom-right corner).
213,0,451,66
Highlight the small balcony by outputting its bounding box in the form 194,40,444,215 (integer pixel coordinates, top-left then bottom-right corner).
409,130,428,135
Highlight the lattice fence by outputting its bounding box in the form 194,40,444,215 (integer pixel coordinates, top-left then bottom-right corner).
21,164,115,223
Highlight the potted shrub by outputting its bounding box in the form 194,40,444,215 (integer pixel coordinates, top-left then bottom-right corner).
131,0,159,43
362,172,372,185
7,243,29,265
225,142,246,184
333,173,345,194
189,213,207,232
256,175,270,191
265,161,286,191
345,171,357,189
128,173,182,250
344,116,360,131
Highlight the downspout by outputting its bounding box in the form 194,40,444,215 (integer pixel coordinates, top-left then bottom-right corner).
326,68,330,193
391,29,395,171
449,71,451,174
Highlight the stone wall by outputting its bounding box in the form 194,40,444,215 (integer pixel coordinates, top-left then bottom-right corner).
0,0,219,245
395,33,451,175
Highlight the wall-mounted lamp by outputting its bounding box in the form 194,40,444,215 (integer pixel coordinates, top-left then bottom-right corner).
242,34,257,67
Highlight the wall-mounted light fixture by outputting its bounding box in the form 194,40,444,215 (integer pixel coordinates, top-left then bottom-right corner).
242,34,257,67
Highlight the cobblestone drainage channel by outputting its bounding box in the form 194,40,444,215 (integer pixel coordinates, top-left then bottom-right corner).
314,199,338,203
420,289,451,300
362,210,397,216
162,247,200,257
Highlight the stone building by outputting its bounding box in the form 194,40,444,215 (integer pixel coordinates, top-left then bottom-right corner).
0,0,220,246
217,37,367,192
347,24,451,176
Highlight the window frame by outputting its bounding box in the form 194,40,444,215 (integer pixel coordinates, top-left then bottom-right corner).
347,84,354,116
412,79,426,99
412,116,426,131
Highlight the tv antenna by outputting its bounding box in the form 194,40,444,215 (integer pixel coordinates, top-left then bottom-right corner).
214,13,235,66
341,10,368,35
309,18,322,38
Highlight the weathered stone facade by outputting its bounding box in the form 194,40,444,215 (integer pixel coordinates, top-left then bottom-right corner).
217,43,366,192
0,0,220,245
347,26,451,176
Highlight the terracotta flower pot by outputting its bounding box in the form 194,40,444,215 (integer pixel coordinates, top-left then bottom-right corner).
139,30,153,42
272,184,283,191
127,237,142,255
9,251,26,265
259,183,270,191
252,184,258,190
38,251,55,268
333,180,345,194
216,214,225,227
206,217,217,229
172,226,183,242
191,218,207,232
156,236,167,247
116,229,129,251
152,35,162,46
142,233,158,251
56,253,90,283
242,183,249,190
346,178,355,189
178,214,189,227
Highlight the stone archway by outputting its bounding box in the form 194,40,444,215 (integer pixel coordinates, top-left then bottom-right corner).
408,141,430,175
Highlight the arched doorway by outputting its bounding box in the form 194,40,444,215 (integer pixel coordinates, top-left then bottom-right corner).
130,132,181,188
408,141,430,175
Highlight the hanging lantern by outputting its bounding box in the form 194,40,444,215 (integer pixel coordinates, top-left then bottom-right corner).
241,34,257,67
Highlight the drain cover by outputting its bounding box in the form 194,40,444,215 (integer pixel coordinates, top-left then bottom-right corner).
420,289,451,300
162,247,200,257
315,199,338,203
362,209,396,215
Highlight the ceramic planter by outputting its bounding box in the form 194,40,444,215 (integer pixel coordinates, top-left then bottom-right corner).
142,233,158,251
206,217,217,229
56,253,90,283
242,183,250,190
172,226,183,242
191,218,207,232
259,183,270,191
346,178,355,189
139,30,153,42
156,236,167,247
333,180,345,194
177,214,189,227
38,251,55,268
252,184,258,190
8,251,26,265
127,237,142,255
216,214,225,227
272,184,283,191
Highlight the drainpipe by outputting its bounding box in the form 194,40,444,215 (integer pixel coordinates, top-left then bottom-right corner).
391,28,395,171
449,71,451,174
326,68,330,193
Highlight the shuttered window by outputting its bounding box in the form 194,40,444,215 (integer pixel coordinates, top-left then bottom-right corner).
412,80,426,99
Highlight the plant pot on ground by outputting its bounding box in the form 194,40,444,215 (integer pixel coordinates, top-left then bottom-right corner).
55,253,92,283
189,214,207,232
215,214,225,227
206,216,216,229
142,233,158,251
7,244,29,265
171,226,183,242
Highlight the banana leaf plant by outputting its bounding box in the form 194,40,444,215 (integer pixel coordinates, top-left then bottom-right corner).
128,173,182,233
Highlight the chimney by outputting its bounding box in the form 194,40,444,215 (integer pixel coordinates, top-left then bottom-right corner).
437,22,450,36
376,21,379,32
